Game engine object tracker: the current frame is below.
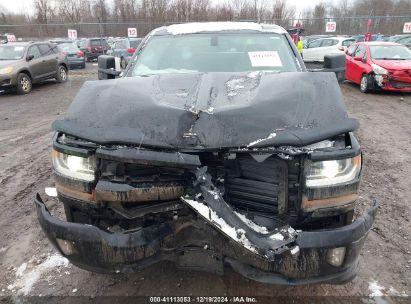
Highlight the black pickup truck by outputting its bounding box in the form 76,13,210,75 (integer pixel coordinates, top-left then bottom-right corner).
35,22,376,284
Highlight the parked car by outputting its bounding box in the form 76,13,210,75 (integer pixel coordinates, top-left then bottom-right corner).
58,42,86,69
345,41,411,93
351,34,386,43
35,22,376,285
388,34,411,50
0,33,16,44
303,36,355,62
301,35,331,46
74,38,86,48
50,39,74,45
78,38,110,62
0,41,68,94
111,38,143,69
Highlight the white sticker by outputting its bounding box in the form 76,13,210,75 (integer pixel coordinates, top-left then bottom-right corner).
14,47,24,51
248,51,282,67
45,187,57,197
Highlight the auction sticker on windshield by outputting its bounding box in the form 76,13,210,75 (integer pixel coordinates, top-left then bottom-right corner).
248,51,282,67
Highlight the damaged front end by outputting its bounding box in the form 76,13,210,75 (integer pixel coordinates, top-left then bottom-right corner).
368,65,411,92
35,130,377,284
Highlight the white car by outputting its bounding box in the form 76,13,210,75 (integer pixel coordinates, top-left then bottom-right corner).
303,37,355,62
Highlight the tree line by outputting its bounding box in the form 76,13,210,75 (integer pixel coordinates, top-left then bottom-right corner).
0,0,410,38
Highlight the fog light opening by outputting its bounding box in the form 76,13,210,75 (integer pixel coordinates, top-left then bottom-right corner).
56,238,75,256
326,247,346,267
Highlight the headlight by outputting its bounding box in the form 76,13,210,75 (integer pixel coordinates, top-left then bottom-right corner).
0,66,13,75
371,64,388,75
52,150,96,181
305,155,361,187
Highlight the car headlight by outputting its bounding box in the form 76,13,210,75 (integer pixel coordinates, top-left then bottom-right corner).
305,155,361,187
52,150,96,181
371,64,388,75
0,66,13,75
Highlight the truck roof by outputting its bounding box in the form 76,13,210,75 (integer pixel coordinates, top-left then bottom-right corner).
152,22,287,36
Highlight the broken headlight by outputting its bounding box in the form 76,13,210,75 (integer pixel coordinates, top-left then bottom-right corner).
305,155,361,187
52,150,96,182
371,63,388,75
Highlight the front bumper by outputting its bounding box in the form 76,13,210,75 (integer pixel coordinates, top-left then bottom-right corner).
375,74,411,92
0,74,16,88
86,52,104,60
67,58,85,67
35,194,377,285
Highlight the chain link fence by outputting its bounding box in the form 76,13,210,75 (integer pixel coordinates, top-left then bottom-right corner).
0,16,410,40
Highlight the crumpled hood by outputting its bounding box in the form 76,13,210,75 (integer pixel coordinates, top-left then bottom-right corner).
372,59,411,70
53,72,358,149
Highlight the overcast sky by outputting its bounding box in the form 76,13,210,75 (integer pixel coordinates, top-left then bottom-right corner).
3,0,328,17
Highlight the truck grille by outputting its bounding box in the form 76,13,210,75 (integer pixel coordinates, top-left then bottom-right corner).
225,155,289,215
100,153,301,219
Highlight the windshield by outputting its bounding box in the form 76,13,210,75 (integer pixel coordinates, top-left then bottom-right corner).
370,45,411,60
58,43,78,52
0,45,25,60
130,33,299,76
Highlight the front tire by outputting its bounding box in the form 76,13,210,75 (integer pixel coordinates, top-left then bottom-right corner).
56,65,68,83
360,74,370,93
16,73,32,95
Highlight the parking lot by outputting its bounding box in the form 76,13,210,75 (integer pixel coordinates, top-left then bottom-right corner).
0,63,410,299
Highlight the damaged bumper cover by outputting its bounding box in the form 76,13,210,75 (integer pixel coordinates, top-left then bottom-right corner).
34,192,377,285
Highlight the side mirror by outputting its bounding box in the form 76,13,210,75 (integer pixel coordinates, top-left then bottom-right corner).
307,53,346,84
353,56,362,61
345,49,349,54
98,55,121,80
323,53,346,83
26,54,34,61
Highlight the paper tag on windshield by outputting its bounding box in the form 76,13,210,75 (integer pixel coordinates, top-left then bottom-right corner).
14,47,24,51
248,51,282,67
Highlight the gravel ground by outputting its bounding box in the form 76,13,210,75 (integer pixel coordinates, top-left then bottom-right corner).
0,65,410,301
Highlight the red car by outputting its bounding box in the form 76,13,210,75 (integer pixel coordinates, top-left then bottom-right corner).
345,41,411,93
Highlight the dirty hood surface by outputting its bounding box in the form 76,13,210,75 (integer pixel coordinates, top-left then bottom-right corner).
53,72,358,149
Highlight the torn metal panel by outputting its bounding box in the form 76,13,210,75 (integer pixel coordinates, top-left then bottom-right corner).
181,167,298,260
53,72,358,149
95,180,185,203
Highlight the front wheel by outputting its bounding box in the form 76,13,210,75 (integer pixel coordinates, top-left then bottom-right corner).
56,65,68,83
16,73,32,95
360,74,375,93
360,74,370,93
